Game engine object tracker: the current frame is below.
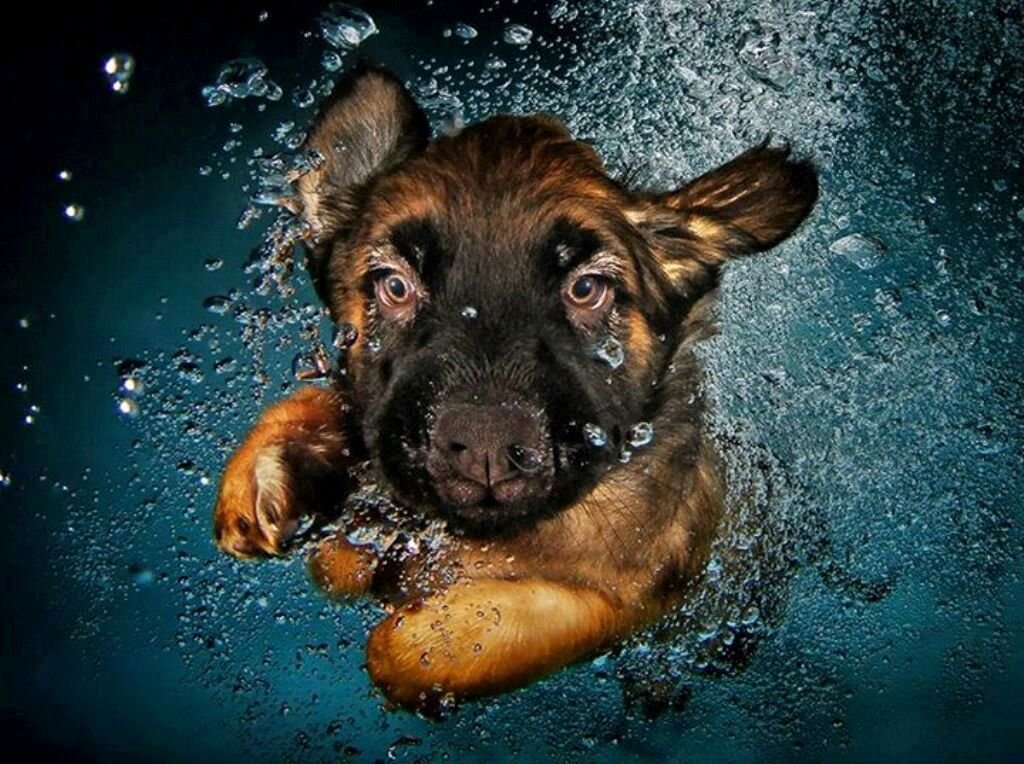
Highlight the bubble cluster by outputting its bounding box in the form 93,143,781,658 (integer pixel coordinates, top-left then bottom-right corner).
202,58,283,107
103,53,135,94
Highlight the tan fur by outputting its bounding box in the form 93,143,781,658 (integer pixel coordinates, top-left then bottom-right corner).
213,387,349,558
214,71,817,711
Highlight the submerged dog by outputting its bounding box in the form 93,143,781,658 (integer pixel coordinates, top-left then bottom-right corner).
213,64,818,711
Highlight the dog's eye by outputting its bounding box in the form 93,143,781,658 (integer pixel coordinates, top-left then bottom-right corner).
374,272,417,318
564,275,612,312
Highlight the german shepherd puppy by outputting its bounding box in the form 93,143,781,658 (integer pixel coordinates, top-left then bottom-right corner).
213,65,818,712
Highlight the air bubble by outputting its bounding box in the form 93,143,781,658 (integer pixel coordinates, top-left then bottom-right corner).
117,398,140,418
333,322,359,350
121,376,145,395
322,51,343,72
503,24,534,46
202,58,282,107
508,445,543,473
63,204,85,222
318,4,378,50
454,23,478,40
204,296,232,315
627,422,654,448
830,233,886,270
103,53,136,94
583,424,608,448
460,306,478,319
549,1,578,22
737,28,794,90
594,336,624,369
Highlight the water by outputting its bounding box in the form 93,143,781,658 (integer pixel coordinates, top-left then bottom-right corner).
2,1,1021,760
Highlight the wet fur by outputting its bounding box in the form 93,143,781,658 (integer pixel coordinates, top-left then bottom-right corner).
214,64,818,712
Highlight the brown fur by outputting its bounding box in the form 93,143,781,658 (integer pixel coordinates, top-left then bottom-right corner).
213,65,817,712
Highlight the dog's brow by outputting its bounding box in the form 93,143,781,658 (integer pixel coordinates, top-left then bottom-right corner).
546,218,604,272
388,218,437,271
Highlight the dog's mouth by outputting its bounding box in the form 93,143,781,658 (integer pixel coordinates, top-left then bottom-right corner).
423,427,559,535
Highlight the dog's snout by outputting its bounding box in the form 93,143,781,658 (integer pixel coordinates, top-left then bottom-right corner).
430,403,548,506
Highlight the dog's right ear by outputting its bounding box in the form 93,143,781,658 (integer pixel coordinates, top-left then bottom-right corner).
294,64,429,281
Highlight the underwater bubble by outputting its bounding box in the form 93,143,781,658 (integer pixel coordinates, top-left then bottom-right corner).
121,376,145,395
258,9,269,22
103,53,135,94
583,423,608,448
454,23,478,40
333,322,359,350
508,445,543,473
935,309,953,327
228,122,243,134
594,336,624,369
321,51,344,72
292,84,316,108
273,121,296,143
17,317,29,329
198,165,212,176
318,3,378,50
204,258,223,272
460,306,478,320
63,203,85,222
874,288,902,313
202,58,282,106
0,470,10,488
237,205,262,230
627,422,655,448
736,28,795,90
117,397,140,418
214,357,237,374
57,169,72,182
503,24,534,46
548,0,578,22
203,295,232,315
484,55,507,71
829,233,886,270
293,346,333,381
177,362,204,384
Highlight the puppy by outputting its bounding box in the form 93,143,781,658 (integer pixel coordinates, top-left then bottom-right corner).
213,64,818,712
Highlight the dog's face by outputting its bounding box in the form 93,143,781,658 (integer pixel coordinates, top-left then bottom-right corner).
293,67,817,536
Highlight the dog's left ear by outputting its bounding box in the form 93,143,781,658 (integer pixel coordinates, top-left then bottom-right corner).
634,142,818,297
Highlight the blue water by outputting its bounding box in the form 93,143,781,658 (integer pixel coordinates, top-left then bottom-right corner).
2,1,1021,760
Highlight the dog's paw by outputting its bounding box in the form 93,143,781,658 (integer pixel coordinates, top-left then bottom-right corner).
365,583,507,711
214,441,300,558
308,534,377,598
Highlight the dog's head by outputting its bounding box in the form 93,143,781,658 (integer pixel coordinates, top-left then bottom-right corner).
292,66,817,536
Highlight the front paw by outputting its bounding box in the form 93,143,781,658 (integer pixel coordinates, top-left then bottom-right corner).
214,442,300,559
366,587,497,711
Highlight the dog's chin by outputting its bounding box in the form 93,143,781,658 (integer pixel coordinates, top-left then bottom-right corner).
437,498,555,538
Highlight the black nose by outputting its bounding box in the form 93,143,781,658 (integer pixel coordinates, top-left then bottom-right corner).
430,403,545,505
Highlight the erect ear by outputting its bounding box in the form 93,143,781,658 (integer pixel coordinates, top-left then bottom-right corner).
635,142,818,296
293,64,429,283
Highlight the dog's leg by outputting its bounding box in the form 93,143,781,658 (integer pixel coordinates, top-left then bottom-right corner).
366,578,643,711
308,533,378,599
214,386,354,558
